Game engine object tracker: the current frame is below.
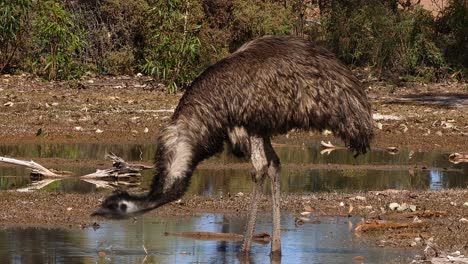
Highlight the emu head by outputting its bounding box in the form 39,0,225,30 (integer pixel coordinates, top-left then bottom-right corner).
91,190,149,219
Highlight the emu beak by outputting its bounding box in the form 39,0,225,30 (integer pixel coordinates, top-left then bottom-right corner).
91,208,110,218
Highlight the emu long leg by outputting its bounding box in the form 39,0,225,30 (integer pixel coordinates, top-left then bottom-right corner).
240,173,265,253
240,136,268,254
265,139,282,256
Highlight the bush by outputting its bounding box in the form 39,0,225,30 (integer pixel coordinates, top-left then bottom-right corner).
0,0,31,73
141,0,204,93
437,0,468,76
28,0,86,80
319,0,446,81
1,0,466,86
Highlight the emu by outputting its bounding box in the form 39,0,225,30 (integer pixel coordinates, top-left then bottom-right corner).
92,35,374,257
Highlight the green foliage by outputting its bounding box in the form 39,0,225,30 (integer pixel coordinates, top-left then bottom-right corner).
30,0,86,80
320,0,446,81
437,0,468,72
1,0,466,85
0,0,31,73
231,0,295,44
91,0,151,75
141,0,203,93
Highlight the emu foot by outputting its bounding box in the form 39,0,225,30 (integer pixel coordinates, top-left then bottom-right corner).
237,250,251,263
270,249,282,259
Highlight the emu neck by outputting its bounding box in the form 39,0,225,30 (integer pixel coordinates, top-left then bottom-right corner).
146,121,199,208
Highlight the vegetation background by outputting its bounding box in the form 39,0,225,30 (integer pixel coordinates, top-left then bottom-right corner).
0,0,466,92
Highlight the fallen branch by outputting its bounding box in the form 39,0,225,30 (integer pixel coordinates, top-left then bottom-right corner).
355,220,427,232
1,153,153,190
403,210,447,218
80,152,152,180
320,141,346,155
449,153,468,164
0,157,60,177
164,231,270,244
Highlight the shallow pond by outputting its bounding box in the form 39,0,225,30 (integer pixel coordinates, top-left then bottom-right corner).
0,213,415,263
0,143,466,193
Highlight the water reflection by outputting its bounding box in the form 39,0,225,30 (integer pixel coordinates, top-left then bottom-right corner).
0,213,414,263
0,143,466,193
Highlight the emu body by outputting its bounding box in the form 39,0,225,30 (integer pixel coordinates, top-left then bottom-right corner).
93,35,374,257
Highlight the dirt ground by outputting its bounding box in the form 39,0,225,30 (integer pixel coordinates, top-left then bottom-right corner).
0,74,467,261
0,74,466,151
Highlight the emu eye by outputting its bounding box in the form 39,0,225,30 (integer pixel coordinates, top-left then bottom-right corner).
120,203,127,211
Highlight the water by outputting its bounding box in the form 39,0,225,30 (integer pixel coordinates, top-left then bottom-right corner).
0,143,460,263
0,143,466,193
0,213,414,263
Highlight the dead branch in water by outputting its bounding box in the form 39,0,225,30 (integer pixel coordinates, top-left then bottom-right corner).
355,220,427,232
449,153,468,164
320,141,347,155
80,152,153,180
0,153,153,190
164,231,270,245
0,157,61,177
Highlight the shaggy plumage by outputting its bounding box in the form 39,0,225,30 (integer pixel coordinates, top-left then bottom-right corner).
93,35,373,230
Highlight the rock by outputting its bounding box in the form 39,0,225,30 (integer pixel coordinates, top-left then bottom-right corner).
409,205,417,212
95,129,103,133
397,203,409,212
144,127,149,133
354,196,366,201
352,256,365,262
300,211,312,216
436,131,443,136
322,129,332,136
459,218,468,223
463,202,468,207
389,202,400,211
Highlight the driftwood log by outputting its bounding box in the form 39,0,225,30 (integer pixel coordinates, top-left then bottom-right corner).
0,153,153,190
165,231,271,245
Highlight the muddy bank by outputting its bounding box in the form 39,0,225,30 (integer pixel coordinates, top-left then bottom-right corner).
0,190,467,255
0,75,467,151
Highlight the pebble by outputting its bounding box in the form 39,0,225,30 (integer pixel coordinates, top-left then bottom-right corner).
354,196,366,201
397,203,409,212
389,202,399,211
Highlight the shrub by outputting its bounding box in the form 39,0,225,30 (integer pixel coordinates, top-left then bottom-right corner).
320,0,446,81
141,0,204,93
437,0,468,76
28,0,86,80
0,0,31,73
